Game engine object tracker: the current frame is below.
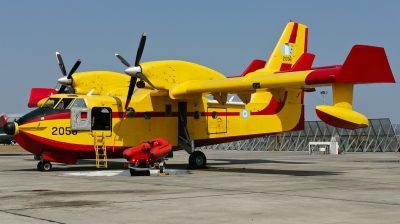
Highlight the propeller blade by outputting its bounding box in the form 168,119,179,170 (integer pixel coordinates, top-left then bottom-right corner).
56,52,67,77
115,54,131,67
58,85,67,94
125,76,138,109
135,33,146,66
68,59,81,79
137,72,157,90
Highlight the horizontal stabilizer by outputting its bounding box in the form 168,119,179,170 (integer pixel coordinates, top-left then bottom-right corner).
337,45,395,83
240,59,266,76
291,53,315,71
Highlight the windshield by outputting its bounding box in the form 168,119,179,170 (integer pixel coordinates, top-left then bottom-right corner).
41,98,80,109
71,99,87,108
42,98,61,108
55,98,75,109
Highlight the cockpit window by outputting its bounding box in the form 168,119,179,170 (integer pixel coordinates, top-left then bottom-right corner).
55,98,75,110
42,98,61,108
71,99,86,108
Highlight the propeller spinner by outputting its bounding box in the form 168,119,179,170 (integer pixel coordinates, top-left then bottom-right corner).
115,33,157,109
56,52,81,94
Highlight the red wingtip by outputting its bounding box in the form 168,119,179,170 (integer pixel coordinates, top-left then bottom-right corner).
0,114,9,128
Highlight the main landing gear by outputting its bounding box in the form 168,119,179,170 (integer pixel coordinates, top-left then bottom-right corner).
189,151,207,169
37,161,52,172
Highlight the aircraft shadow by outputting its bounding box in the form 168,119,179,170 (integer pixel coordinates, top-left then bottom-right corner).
200,167,342,176
11,160,130,172
208,158,313,165
200,159,341,176
0,153,30,157
11,159,341,176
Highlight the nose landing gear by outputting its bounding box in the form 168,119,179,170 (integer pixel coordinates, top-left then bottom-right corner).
37,160,52,172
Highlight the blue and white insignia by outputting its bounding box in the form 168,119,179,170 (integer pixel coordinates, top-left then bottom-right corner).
281,44,292,55
241,109,249,120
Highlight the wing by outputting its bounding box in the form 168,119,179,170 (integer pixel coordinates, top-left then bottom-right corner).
170,45,394,98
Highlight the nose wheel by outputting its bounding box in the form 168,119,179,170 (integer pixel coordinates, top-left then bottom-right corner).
37,161,52,172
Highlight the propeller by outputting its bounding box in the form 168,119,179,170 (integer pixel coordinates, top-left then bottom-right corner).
56,52,81,94
115,33,157,109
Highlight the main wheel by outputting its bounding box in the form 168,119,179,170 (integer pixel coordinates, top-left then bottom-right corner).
40,161,52,172
189,151,207,169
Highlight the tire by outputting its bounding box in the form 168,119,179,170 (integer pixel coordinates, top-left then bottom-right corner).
189,151,207,169
40,161,52,172
37,162,43,171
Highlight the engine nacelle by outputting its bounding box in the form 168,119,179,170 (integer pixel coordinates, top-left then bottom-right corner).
316,105,368,130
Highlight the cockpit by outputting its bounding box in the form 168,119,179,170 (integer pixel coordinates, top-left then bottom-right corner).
41,98,87,110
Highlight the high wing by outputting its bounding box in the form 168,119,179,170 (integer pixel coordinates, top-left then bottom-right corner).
134,22,394,130
169,45,394,96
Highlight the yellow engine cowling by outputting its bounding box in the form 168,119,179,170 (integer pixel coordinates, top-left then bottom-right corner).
316,105,368,130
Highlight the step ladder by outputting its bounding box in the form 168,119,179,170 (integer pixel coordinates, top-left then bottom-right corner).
94,132,108,168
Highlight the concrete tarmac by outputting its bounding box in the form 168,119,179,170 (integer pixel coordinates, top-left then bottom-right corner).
1,146,400,223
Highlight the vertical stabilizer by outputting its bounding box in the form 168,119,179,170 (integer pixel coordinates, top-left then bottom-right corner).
265,22,308,72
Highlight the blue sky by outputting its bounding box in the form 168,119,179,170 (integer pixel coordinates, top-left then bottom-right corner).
1,1,399,123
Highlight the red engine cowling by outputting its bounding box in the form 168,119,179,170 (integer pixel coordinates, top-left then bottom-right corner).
123,138,172,167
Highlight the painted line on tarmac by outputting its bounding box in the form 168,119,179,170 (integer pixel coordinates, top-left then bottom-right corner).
0,209,65,224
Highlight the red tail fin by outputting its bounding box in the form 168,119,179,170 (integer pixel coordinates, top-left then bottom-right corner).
28,88,57,108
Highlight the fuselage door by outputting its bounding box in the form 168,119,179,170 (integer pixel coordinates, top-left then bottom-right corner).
91,107,112,137
71,107,92,131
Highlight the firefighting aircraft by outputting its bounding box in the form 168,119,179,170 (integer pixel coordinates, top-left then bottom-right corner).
3,21,395,172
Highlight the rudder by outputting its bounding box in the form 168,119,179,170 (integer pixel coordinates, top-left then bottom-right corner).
265,22,308,72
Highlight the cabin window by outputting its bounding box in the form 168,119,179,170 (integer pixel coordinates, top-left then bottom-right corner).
55,98,75,109
165,105,172,116
144,112,152,120
212,111,218,119
193,111,201,119
91,107,112,131
126,107,135,118
42,98,61,108
71,99,86,108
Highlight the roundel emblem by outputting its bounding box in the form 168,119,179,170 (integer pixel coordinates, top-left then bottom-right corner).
242,109,249,119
